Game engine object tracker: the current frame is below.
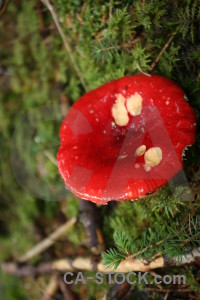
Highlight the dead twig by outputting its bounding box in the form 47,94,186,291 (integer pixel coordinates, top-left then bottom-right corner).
42,274,59,300
17,217,77,263
149,32,176,72
1,262,52,277
98,38,141,53
106,281,131,300
129,239,164,260
145,288,191,293
37,1,45,32
40,0,88,92
0,0,9,18
136,63,151,77
109,0,113,22
3,247,200,277
164,292,169,300
44,150,57,166
58,278,78,300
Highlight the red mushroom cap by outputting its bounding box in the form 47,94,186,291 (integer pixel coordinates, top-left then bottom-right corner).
57,75,197,204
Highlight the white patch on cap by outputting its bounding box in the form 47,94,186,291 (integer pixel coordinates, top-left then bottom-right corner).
126,92,143,116
144,165,151,172
144,147,162,167
135,145,146,157
111,94,129,126
118,154,128,159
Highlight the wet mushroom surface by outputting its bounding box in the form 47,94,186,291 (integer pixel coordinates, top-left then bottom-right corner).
57,74,197,204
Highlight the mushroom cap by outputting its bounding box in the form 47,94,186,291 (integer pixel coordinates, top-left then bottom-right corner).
57,75,197,204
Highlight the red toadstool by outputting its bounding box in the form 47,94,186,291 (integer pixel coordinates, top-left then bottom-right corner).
57,75,197,204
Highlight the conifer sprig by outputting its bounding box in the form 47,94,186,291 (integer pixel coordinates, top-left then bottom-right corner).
102,215,200,270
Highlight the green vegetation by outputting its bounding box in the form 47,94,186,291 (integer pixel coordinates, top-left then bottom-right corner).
0,0,200,299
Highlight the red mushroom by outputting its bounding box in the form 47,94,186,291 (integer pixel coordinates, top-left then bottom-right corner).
57,75,197,204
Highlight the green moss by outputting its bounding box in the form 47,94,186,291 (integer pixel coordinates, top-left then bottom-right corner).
0,0,200,299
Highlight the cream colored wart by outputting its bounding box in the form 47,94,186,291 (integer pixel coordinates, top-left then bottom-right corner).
111,94,129,126
135,145,146,157
126,92,143,116
144,147,162,167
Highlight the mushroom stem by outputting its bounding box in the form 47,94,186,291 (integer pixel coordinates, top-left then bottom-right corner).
78,198,105,254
